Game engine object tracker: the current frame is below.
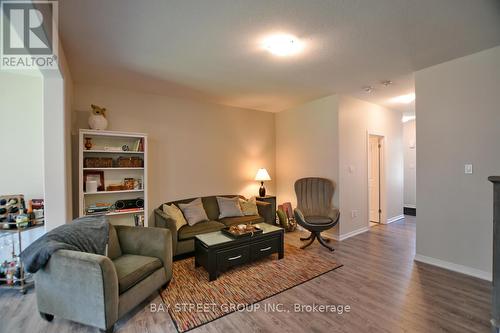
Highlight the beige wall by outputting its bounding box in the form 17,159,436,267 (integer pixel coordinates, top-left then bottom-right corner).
416,46,500,279
73,84,276,222
275,94,403,238
338,96,404,235
403,119,416,208
275,95,340,204
42,43,74,230
0,72,44,200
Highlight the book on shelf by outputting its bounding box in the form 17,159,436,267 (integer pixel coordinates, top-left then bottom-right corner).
134,214,144,227
113,208,144,213
85,211,108,216
85,203,112,215
132,138,145,152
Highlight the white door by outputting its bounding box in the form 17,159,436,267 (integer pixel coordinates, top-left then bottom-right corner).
369,136,380,223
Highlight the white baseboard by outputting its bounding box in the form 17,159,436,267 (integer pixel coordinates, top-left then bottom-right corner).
322,229,337,239
404,204,416,209
414,254,491,281
332,226,370,241
385,214,405,224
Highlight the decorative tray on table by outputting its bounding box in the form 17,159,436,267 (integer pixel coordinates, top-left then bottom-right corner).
221,224,263,238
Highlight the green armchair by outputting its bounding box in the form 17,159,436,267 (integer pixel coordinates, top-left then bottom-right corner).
35,225,172,333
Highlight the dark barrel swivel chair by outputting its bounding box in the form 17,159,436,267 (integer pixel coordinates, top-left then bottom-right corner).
294,177,340,251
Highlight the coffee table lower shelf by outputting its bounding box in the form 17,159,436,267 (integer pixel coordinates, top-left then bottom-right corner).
195,225,284,281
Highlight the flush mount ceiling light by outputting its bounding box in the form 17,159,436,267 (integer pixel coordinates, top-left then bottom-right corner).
390,93,415,104
262,34,303,56
381,80,393,87
363,86,374,93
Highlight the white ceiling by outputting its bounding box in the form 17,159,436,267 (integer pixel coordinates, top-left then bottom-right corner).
59,0,500,113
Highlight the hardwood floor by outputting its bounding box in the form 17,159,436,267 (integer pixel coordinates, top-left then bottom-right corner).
0,216,491,332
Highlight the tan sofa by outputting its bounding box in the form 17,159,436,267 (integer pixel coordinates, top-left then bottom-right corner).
154,195,273,256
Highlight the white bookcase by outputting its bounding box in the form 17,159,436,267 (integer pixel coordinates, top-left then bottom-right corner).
78,129,149,226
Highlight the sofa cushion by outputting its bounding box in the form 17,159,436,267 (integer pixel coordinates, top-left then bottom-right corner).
107,224,122,260
178,220,226,240
162,203,187,230
277,209,289,229
239,197,259,216
219,215,264,227
178,198,209,226
217,196,244,218
113,254,162,294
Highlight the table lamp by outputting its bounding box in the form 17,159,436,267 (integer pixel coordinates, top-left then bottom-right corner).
255,168,271,197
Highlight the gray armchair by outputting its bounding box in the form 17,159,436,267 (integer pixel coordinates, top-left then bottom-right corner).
35,225,172,333
294,177,340,251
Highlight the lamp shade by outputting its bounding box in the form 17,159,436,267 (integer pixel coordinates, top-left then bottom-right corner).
255,168,271,181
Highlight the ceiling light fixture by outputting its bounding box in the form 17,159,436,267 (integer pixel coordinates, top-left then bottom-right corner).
381,80,393,87
363,86,374,93
390,93,415,104
262,34,303,56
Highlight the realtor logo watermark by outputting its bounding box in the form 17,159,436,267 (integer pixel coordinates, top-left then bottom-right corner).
1,1,58,69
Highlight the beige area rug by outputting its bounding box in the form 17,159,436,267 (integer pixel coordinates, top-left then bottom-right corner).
160,243,342,332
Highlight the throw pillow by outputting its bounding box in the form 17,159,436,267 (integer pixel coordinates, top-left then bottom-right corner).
277,209,289,230
162,203,188,230
239,196,259,216
106,224,122,260
217,196,244,218
178,198,209,226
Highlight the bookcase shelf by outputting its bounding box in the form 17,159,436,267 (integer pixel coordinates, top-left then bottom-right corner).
87,209,145,217
79,129,148,227
106,209,144,216
84,189,144,195
83,150,144,154
83,167,144,171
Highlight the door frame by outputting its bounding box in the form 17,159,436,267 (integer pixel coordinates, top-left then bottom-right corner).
367,131,387,226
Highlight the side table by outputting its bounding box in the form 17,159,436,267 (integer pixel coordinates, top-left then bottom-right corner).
256,195,277,225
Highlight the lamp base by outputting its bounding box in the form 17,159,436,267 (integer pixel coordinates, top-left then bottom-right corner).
259,182,266,197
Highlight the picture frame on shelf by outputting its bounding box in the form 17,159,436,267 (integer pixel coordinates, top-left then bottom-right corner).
83,170,105,192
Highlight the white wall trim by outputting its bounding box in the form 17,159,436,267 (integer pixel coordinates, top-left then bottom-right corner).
385,214,405,224
404,204,416,209
366,130,387,227
331,226,370,241
414,254,491,281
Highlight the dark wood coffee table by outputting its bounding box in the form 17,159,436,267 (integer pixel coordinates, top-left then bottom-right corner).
194,223,284,281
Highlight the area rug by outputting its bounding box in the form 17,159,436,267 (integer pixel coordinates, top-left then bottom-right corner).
160,243,342,332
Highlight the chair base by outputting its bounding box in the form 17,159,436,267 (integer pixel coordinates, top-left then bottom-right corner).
300,232,335,251
40,312,54,322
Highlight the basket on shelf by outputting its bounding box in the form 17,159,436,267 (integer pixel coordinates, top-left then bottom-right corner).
84,157,113,168
117,157,143,168
106,184,127,191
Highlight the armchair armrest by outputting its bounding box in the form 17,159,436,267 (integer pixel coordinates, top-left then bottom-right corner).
154,208,178,252
256,201,274,224
35,250,118,330
115,226,173,282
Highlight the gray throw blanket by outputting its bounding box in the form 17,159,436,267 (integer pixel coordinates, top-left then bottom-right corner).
21,215,109,273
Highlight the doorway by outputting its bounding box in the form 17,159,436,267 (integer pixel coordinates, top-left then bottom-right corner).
368,135,383,225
